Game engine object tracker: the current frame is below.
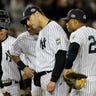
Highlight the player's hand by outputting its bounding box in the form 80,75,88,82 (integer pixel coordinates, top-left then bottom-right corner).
63,68,74,76
22,73,29,80
3,92,11,96
23,67,34,78
47,81,56,93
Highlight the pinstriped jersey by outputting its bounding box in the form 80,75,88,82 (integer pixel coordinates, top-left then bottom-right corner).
70,26,96,76
10,31,38,70
1,35,20,81
36,21,69,72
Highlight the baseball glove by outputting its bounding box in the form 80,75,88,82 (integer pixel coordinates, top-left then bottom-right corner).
63,72,87,90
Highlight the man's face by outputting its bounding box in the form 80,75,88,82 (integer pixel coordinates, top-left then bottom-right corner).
0,28,7,40
26,12,40,30
26,25,41,35
66,19,78,32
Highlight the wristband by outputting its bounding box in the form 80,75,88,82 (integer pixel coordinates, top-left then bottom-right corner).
17,60,26,70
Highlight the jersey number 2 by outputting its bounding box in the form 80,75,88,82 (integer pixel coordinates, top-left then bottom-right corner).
88,35,96,53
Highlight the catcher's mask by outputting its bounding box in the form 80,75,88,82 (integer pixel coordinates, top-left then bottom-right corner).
0,10,10,30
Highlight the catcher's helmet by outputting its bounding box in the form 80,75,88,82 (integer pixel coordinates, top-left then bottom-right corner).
0,10,10,29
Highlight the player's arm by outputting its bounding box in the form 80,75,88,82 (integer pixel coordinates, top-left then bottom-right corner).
47,50,67,93
11,55,26,70
10,37,27,70
50,25,68,82
11,55,34,78
47,25,68,92
50,50,67,82
64,42,80,75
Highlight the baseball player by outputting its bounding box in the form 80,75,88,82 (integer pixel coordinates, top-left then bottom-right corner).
0,10,21,96
10,5,42,95
20,5,69,96
63,9,96,96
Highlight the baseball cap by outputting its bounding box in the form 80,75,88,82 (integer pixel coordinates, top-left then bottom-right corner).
0,10,10,29
64,9,87,23
20,5,43,24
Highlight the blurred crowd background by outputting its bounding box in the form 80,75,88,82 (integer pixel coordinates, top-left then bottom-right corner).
0,0,96,37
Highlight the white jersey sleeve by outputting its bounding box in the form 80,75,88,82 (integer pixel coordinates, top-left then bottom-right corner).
48,21,69,54
10,31,38,70
10,31,28,56
70,28,84,45
10,39,22,56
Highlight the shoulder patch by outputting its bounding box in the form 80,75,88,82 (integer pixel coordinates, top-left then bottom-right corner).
56,38,61,45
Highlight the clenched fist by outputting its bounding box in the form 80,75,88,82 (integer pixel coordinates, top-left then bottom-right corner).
23,67,34,78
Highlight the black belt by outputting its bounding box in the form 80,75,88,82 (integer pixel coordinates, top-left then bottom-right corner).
2,80,19,87
35,71,52,76
34,71,52,87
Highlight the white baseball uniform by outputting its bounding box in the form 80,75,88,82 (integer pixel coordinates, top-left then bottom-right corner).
34,21,69,96
0,88,3,96
10,31,38,70
69,26,96,96
1,35,21,96
10,31,42,96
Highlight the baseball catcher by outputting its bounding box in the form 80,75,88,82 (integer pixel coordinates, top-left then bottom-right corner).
63,71,87,90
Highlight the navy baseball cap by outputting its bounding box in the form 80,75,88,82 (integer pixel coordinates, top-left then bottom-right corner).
0,10,10,29
64,9,87,23
20,5,43,24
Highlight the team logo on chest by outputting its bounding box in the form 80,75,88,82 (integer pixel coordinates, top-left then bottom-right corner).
5,50,11,62
40,37,46,49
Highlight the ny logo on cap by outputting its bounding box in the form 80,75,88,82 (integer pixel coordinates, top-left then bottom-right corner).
31,9,36,12
83,15,86,20
71,14,76,18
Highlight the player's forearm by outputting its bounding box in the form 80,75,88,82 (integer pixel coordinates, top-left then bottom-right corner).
11,55,21,63
51,50,66,82
65,42,80,69
11,55,26,70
